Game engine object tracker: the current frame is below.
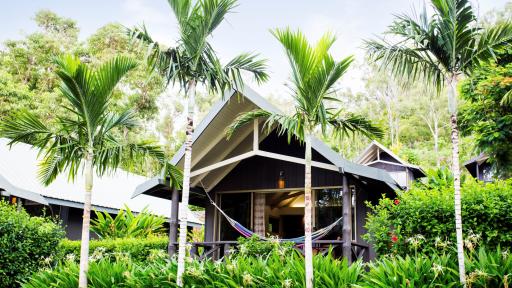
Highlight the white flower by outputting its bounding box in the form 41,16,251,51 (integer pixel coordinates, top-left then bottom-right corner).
65,253,76,262
239,244,248,255
282,279,293,288
242,272,253,286
432,263,444,276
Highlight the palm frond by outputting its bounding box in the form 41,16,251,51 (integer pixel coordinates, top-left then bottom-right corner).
364,39,445,91
167,0,192,27
93,55,138,106
222,53,269,90
94,138,166,176
466,22,512,70
225,109,272,140
328,113,384,140
98,110,139,136
161,161,184,189
226,109,304,143
0,110,55,148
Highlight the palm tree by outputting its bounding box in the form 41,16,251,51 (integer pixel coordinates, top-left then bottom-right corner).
128,0,268,285
0,55,168,288
227,28,383,288
364,0,512,285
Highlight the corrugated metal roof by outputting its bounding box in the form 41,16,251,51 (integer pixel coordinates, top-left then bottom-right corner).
0,138,203,226
0,174,48,205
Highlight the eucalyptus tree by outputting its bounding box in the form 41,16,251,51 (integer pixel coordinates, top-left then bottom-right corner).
128,0,268,285
364,0,512,284
227,28,383,288
0,55,167,288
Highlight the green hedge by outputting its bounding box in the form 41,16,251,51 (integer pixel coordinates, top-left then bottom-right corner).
0,200,64,287
58,236,168,262
364,179,512,256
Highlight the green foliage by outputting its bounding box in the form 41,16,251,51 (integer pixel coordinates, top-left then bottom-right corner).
57,236,168,263
460,48,512,178
360,253,459,288
226,28,383,145
364,179,512,257
417,166,466,189
91,205,166,239
24,245,512,288
0,201,64,287
234,235,294,258
129,0,268,95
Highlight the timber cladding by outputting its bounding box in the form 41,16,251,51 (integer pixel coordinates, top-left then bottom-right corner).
213,156,343,192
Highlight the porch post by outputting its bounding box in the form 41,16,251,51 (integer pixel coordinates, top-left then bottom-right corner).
254,193,266,236
169,187,179,256
342,174,352,264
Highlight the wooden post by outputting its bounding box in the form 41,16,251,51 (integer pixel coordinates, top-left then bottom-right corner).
169,187,179,256
342,174,352,264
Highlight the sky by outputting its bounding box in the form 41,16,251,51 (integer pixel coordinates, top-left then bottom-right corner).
0,0,509,98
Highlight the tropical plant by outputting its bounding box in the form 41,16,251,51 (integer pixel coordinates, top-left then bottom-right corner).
364,0,512,284
364,179,512,257
58,236,168,263
0,200,64,287
0,54,172,288
23,243,512,288
417,166,466,189
459,48,512,178
128,0,268,285
227,28,383,288
90,205,166,239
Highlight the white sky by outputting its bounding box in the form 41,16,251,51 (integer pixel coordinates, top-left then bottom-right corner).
0,0,508,98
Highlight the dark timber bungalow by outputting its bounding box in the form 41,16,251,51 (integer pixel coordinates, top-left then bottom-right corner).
132,86,402,262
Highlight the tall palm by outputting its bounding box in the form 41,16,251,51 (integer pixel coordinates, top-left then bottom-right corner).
128,0,268,285
227,28,383,288
364,0,512,285
0,55,168,288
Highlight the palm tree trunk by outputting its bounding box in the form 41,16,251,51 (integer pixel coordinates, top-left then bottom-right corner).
342,173,352,264
434,117,440,168
304,132,314,288
176,79,196,287
78,151,93,288
447,76,466,286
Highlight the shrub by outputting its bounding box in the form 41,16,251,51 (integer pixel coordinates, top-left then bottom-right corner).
90,205,166,239
23,247,512,288
58,236,168,263
234,235,294,258
364,179,512,256
0,200,64,287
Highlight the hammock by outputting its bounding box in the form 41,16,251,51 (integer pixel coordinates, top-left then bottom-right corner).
204,191,343,243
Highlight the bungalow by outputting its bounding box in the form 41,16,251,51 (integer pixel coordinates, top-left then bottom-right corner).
0,138,203,240
356,141,426,189
464,153,493,182
133,86,402,262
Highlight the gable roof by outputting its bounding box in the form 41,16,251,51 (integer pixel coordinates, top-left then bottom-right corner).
0,139,202,227
133,86,400,201
356,140,426,178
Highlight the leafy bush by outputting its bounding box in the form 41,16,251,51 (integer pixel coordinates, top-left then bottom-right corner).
417,166,466,189
90,205,166,239
0,200,64,287
364,179,512,257
58,236,168,263
24,249,363,288
23,246,512,288
234,235,294,257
